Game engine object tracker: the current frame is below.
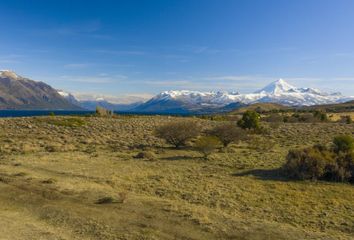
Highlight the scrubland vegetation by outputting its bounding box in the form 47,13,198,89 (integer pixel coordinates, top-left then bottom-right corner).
0,111,353,239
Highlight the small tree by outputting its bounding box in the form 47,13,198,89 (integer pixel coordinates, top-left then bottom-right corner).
208,123,247,147
194,136,222,159
155,121,200,148
237,111,261,130
333,135,354,153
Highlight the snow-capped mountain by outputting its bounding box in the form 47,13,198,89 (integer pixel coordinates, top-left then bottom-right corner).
255,79,296,94
57,90,81,106
56,79,353,114
131,79,354,113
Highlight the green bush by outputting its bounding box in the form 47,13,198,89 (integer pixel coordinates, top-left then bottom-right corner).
333,135,354,153
237,111,261,130
155,121,201,148
194,136,222,159
208,123,247,147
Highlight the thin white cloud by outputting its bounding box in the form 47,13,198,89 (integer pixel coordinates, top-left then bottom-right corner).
0,54,24,64
64,63,91,69
331,77,354,81
59,73,127,84
203,75,273,82
71,91,153,104
51,20,101,35
142,80,192,86
136,74,354,95
28,20,113,40
93,50,146,56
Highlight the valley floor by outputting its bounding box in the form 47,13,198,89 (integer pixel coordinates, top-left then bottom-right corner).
0,116,353,239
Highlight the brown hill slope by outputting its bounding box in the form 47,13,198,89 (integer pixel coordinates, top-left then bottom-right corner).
229,102,289,114
303,100,354,112
0,70,81,110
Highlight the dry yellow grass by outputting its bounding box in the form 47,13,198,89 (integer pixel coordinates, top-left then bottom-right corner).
0,116,353,239
328,112,354,121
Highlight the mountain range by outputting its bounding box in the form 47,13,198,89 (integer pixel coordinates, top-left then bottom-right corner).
57,90,142,111
1,70,353,113
126,79,353,113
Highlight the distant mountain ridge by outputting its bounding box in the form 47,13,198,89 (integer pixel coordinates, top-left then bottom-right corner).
3,70,350,113
0,70,81,110
57,90,142,111
129,79,354,113
59,78,354,114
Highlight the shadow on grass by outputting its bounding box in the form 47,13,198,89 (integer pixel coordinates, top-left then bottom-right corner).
233,168,290,181
156,146,195,151
161,155,201,161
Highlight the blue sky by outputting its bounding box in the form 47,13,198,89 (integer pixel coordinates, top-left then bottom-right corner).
1,0,354,102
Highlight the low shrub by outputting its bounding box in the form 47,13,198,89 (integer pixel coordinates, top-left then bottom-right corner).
96,106,113,117
263,113,284,123
194,136,222,159
313,111,328,122
282,112,328,123
283,146,334,180
208,123,247,147
283,136,354,183
345,116,352,124
155,121,201,148
325,152,354,182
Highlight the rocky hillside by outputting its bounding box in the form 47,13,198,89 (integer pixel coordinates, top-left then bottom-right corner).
0,70,81,110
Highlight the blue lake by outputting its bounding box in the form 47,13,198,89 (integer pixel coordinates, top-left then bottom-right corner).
0,110,199,118
0,110,95,118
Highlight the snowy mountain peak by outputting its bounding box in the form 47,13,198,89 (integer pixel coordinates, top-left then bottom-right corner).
255,79,296,94
135,78,354,113
57,90,70,97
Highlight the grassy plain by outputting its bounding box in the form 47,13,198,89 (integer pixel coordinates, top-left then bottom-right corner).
0,115,353,239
